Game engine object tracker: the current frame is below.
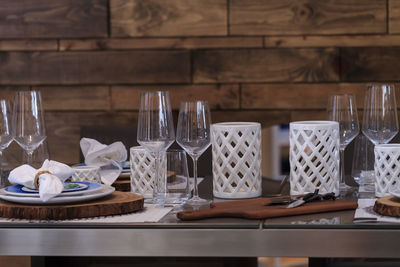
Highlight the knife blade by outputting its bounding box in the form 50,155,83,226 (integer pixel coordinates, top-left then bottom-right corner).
269,196,292,204
286,190,336,208
286,189,318,209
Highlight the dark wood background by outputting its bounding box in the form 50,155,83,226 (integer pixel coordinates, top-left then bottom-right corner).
0,0,398,164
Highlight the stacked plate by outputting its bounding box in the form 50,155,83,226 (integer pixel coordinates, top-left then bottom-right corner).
0,182,115,205
119,161,130,178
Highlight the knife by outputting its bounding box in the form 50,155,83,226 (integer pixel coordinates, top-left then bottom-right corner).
286,190,336,208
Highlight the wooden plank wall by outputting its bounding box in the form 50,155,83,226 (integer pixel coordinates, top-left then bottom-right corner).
0,0,398,164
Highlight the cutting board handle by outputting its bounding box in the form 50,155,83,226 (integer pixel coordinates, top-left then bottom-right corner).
177,207,244,220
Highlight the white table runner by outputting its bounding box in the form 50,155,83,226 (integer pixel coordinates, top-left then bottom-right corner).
0,203,172,224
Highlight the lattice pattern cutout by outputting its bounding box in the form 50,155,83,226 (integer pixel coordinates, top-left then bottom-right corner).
289,122,339,196
212,123,262,199
72,168,101,184
130,147,160,199
374,147,400,197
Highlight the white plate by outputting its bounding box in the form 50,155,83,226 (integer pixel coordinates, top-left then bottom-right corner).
121,161,130,169
2,182,102,198
0,185,115,205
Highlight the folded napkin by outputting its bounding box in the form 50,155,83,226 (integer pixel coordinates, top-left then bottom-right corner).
8,160,74,202
80,138,127,185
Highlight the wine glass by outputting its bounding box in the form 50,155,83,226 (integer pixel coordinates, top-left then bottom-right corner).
362,84,399,145
327,94,360,194
176,101,212,206
0,99,14,187
137,91,175,205
13,91,47,166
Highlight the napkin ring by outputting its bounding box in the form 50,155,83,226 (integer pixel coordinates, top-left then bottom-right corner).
34,171,52,189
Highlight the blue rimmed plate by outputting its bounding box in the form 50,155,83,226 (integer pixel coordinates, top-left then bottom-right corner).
3,182,102,197
0,185,114,205
22,182,88,193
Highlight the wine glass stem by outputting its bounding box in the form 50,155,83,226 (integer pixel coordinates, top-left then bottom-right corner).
340,148,345,184
0,150,3,187
27,151,34,166
154,153,160,197
192,155,199,198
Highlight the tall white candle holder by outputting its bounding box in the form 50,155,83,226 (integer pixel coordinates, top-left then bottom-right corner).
211,122,262,199
374,144,400,197
289,121,339,196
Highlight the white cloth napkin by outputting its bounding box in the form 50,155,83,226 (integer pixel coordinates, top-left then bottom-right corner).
8,160,74,202
80,138,127,185
354,198,400,223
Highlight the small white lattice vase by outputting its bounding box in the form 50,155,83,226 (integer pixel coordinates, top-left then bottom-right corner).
72,165,101,184
289,121,340,196
211,122,262,199
130,146,166,199
374,144,400,197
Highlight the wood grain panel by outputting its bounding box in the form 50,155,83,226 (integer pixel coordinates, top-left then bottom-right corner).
60,37,263,51
230,0,386,35
0,51,190,84
389,0,400,34
193,48,339,83
290,110,326,121
265,35,400,48
241,83,371,109
0,86,29,101
45,111,140,164
112,85,239,110
40,86,110,111
111,0,227,37
341,47,400,81
213,111,290,127
45,110,289,164
0,40,57,51
0,0,107,38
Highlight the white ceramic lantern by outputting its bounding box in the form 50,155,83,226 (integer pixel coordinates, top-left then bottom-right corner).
211,122,262,199
374,144,400,197
289,121,339,196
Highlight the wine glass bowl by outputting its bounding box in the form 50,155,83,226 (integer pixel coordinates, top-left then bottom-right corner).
13,91,47,165
328,94,360,148
362,84,399,145
0,100,13,151
0,99,14,187
176,101,212,206
137,91,175,154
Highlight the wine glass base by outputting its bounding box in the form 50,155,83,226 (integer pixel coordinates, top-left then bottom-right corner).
339,182,354,191
339,182,357,198
186,196,211,207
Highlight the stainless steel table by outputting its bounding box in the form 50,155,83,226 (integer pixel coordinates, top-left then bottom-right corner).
0,177,398,260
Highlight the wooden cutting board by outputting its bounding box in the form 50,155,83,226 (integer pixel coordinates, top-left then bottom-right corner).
0,191,144,220
177,197,358,220
374,195,400,217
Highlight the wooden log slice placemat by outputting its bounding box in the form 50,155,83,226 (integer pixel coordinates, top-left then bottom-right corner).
374,195,400,217
0,191,144,220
